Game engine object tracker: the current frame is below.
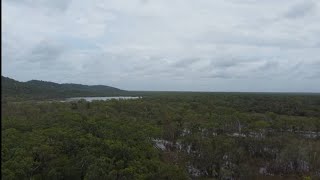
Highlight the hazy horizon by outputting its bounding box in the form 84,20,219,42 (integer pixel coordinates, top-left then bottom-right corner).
3,75,319,93
2,0,320,92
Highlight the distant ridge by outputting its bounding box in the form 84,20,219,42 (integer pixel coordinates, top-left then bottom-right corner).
2,76,125,100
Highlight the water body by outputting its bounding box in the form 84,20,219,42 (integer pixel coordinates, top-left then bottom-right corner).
64,96,141,102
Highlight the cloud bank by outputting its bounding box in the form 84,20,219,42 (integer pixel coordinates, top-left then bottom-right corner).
2,0,320,92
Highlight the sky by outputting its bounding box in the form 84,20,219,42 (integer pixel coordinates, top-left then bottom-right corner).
2,0,320,92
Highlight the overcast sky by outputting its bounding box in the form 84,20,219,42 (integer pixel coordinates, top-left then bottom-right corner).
2,0,320,92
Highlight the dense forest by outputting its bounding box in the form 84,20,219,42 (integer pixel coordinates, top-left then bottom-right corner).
2,87,320,179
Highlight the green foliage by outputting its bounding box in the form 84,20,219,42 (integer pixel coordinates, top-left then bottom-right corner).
2,91,320,179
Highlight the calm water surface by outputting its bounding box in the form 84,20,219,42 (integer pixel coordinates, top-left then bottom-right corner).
64,96,141,102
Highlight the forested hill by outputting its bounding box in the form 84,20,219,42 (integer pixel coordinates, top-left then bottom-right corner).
2,76,125,100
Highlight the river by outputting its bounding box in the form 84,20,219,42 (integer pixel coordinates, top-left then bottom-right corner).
63,96,141,102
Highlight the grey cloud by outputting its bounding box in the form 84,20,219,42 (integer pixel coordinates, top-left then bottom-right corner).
284,1,316,19
139,55,284,81
303,60,320,79
122,56,192,79
6,0,71,12
14,40,79,73
306,71,320,79
170,58,200,68
310,60,320,67
28,40,66,63
258,61,279,71
206,56,259,70
201,73,234,79
198,31,313,49
136,56,257,80
139,0,150,5
278,61,320,80
2,0,320,92
210,59,246,69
